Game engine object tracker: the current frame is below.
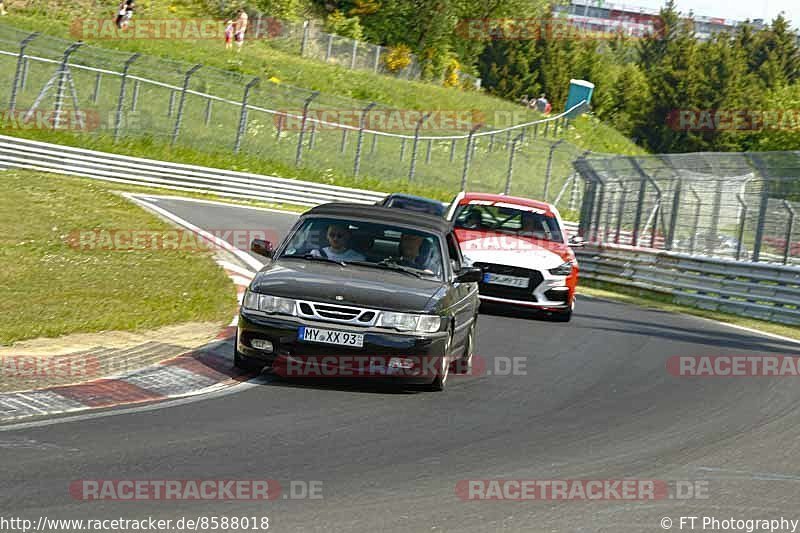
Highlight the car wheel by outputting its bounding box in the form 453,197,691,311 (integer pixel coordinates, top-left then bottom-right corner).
550,298,574,323
454,319,476,374
427,332,452,391
233,346,264,373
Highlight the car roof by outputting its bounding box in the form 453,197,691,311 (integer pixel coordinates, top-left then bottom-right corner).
457,192,554,215
384,193,442,204
304,202,453,235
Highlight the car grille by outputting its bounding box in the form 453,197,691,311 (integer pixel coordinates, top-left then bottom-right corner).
296,300,378,325
473,262,543,302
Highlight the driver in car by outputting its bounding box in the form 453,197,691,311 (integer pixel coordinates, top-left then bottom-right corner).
398,233,439,275
311,223,366,262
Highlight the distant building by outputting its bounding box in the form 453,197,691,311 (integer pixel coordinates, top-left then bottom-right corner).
552,0,768,41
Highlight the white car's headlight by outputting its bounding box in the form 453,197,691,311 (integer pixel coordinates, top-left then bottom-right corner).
379,312,442,333
548,261,573,276
243,290,296,315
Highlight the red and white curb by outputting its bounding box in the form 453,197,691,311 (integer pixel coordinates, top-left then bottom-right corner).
0,196,266,423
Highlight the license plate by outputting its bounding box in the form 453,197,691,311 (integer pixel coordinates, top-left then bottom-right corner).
483,272,530,288
297,326,364,347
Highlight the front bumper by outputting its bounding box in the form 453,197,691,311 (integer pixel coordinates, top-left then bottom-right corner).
473,263,575,308
236,311,449,383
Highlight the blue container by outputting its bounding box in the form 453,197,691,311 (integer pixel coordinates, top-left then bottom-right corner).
565,79,594,118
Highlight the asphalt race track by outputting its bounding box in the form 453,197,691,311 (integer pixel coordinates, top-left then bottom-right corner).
2,197,800,532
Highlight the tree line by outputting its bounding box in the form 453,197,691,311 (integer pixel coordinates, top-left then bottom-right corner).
257,0,799,153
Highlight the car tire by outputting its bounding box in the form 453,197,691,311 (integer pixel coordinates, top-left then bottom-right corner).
550,298,574,322
233,346,264,373
454,319,476,374
426,332,452,392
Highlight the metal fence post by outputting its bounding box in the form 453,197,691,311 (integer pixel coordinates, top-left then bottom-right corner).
543,139,564,201
629,157,650,247
91,73,101,104
782,200,795,265
504,133,523,194
131,80,140,111
373,45,381,73
488,133,495,153
533,123,538,139
340,129,349,153
689,187,702,254
204,98,213,126
21,57,30,91
113,52,140,142
449,139,456,162
168,90,176,117
300,20,310,56
234,77,259,154
325,34,333,61
294,91,319,166
308,122,317,149
425,139,433,164
350,40,358,69
665,179,682,250
746,154,771,262
614,182,627,244
543,121,550,137
408,113,430,181
9,32,38,112
370,132,378,154
275,112,285,140
53,42,83,130
460,124,482,190
353,102,376,178
735,193,748,260
553,119,560,137
254,13,263,40
171,63,202,146
399,138,407,161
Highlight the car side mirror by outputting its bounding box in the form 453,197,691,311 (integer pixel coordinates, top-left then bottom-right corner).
455,266,482,283
568,235,585,248
251,238,274,258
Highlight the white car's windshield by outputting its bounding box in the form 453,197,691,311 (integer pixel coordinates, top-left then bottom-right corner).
453,204,564,243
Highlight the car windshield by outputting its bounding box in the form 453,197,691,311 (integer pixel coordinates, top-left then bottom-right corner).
279,217,445,279
453,203,565,243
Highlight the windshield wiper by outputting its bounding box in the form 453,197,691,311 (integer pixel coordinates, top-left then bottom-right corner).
281,253,346,267
353,258,428,279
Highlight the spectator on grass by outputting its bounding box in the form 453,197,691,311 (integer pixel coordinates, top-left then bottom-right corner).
234,8,249,53
534,93,549,114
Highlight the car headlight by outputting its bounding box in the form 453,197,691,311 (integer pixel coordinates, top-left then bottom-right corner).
548,261,573,276
379,312,443,333
243,290,296,315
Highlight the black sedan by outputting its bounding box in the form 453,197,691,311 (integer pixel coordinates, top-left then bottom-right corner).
235,203,481,391
377,193,448,217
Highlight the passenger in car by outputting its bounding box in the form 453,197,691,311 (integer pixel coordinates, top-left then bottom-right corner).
399,234,440,275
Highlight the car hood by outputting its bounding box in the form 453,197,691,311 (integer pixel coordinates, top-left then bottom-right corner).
454,228,575,270
250,259,446,313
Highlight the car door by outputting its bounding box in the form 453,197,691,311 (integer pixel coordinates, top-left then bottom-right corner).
445,232,477,356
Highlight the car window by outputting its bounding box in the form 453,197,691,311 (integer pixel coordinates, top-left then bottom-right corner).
446,233,463,273
279,217,445,279
453,203,564,243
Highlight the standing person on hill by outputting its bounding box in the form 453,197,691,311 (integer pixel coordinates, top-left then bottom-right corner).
224,18,235,50
535,93,550,114
234,8,249,53
0,1,7,16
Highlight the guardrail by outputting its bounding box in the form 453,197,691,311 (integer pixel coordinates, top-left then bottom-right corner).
576,243,800,325
0,134,387,206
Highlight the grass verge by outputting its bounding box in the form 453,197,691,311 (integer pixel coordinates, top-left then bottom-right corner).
580,280,800,342
0,169,237,345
